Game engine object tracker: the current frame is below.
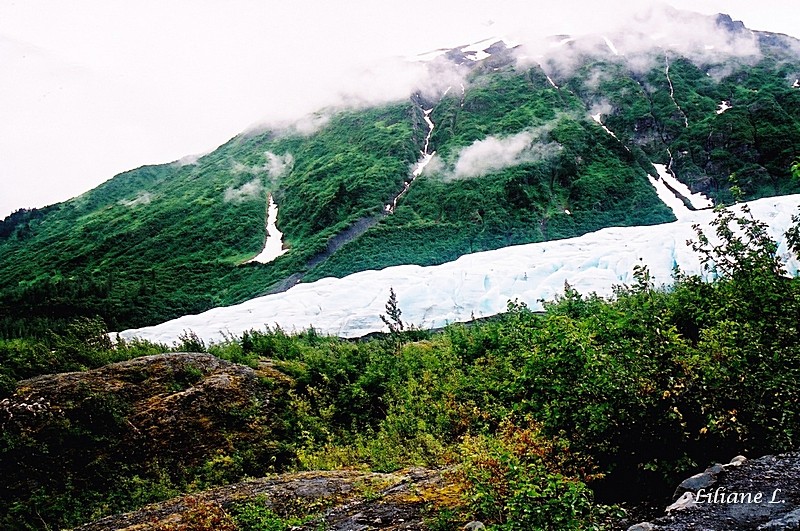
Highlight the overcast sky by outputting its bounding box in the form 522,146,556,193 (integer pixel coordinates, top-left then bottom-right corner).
2,0,799,218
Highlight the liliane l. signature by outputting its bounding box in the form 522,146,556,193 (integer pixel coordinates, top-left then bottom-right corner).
694,487,785,504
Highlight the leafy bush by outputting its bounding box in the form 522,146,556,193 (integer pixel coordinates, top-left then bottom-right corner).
458,419,602,530
229,497,308,531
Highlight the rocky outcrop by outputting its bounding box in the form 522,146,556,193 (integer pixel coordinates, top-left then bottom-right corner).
627,453,800,530
77,468,447,530
0,353,294,528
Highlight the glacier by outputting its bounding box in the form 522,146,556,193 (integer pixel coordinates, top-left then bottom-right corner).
119,184,800,345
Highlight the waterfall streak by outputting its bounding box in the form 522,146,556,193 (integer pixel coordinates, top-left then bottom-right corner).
386,105,436,213
665,54,689,128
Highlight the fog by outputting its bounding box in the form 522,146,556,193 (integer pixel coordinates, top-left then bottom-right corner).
440,122,563,180
1,0,798,217
263,152,294,180
231,152,294,180
224,179,264,203
513,4,763,80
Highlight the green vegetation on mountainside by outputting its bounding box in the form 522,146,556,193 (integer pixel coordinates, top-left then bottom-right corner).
307,68,675,280
569,55,800,202
0,104,419,335
307,52,800,280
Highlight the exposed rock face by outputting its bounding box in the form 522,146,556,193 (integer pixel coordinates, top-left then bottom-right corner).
714,13,747,34
76,468,446,530
627,453,800,530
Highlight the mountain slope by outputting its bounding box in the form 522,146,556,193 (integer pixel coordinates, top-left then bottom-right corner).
0,104,420,333
2,10,800,338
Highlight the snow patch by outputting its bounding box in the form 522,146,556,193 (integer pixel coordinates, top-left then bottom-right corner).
654,164,714,210
553,37,575,47
546,75,558,89
460,37,508,61
716,100,731,114
465,50,491,61
460,36,500,54
119,194,800,345
591,113,618,140
410,37,515,64
649,165,692,220
246,194,288,264
603,36,620,56
793,79,800,88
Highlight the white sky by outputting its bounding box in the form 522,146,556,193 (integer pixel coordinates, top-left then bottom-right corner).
1,0,799,218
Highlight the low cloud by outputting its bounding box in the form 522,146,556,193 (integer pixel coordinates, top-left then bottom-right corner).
231,161,252,175
225,151,293,202
118,191,153,207
174,148,214,167
421,153,445,176
588,100,614,118
584,67,613,91
224,179,264,203
453,132,536,179
249,111,333,137
289,112,332,136
512,5,762,80
175,154,201,167
249,57,471,136
443,127,562,180
706,63,737,83
231,151,294,180
5,1,794,218
263,151,294,178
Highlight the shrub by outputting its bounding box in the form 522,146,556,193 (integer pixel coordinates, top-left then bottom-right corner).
229,497,307,531
458,419,602,530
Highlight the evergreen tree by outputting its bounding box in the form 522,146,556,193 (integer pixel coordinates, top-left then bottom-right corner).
380,287,405,333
